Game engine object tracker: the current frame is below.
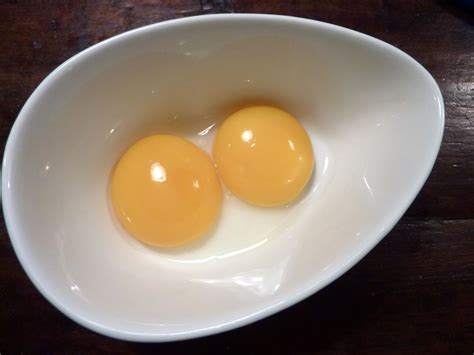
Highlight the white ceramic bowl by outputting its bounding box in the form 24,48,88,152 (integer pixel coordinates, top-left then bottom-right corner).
2,14,444,341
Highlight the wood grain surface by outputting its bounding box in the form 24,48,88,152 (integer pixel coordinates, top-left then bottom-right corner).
1,1,473,353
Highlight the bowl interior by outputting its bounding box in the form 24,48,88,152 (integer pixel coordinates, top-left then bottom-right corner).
3,15,443,340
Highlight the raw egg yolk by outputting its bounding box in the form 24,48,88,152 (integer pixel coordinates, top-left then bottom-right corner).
213,106,314,207
111,135,222,248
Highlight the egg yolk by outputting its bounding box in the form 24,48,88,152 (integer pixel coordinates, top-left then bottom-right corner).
111,135,222,248
213,106,314,207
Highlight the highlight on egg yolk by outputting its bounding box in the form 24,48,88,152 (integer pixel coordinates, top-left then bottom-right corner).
213,106,314,207
111,135,222,248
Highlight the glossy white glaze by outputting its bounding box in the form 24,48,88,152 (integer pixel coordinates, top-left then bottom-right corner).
2,14,444,341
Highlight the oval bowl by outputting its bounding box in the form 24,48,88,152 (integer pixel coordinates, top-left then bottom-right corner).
2,14,444,341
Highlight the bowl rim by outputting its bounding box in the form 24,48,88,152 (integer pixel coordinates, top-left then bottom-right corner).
2,13,445,342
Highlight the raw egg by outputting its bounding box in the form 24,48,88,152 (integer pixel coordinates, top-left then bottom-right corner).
111,135,222,248
213,106,314,207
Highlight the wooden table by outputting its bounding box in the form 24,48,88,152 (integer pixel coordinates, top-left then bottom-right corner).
1,1,473,353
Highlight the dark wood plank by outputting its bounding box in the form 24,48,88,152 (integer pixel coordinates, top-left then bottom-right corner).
1,1,473,353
